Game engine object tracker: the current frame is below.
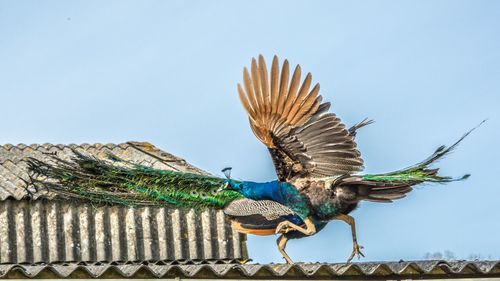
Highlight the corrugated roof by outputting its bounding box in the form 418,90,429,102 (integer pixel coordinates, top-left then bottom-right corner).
0,199,247,264
0,141,208,200
0,260,498,279
0,142,248,264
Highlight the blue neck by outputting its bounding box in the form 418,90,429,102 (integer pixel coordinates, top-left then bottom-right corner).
227,180,291,202
237,180,284,202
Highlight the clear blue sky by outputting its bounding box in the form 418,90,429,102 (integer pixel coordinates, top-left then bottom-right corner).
1,0,499,263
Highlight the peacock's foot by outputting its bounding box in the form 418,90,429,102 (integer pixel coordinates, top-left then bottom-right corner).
347,242,365,263
276,235,294,264
275,221,294,234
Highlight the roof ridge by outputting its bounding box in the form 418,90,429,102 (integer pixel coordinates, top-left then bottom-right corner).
1,141,150,149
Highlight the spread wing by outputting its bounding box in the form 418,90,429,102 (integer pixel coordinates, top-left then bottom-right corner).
238,55,363,181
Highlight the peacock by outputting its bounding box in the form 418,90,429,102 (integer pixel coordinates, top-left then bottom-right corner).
26,55,479,264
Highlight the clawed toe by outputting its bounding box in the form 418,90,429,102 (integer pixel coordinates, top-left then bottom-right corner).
347,244,365,263
275,221,293,234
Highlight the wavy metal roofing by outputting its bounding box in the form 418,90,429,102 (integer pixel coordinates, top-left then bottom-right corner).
0,199,247,264
0,260,498,279
0,142,247,264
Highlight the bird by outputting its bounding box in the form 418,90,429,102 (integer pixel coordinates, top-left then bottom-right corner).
26,55,479,264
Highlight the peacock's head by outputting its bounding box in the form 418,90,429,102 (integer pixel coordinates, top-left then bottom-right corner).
217,167,245,194
220,179,244,193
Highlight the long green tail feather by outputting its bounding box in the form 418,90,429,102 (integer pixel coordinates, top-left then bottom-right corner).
26,151,242,208
362,121,485,184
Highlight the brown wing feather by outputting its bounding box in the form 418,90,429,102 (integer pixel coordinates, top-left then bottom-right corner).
238,55,364,181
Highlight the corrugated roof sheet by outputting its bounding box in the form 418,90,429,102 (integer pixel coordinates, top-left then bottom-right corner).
0,199,247,264
0,141,208,200
0,142,248,264
0,260,498,279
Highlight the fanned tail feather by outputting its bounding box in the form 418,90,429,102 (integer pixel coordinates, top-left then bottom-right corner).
26,150,242,208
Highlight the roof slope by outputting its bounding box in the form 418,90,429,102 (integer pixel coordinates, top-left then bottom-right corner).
0,142,247,264
0,141,207,200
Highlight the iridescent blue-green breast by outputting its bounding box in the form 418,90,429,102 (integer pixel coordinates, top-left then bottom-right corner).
294,179,346,220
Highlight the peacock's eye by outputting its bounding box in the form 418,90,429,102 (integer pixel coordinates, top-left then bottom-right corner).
200,192,207,198
190,190,198,197
210,188,218,195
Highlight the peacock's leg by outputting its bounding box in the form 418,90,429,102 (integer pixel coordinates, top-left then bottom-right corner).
275,217,316,236
335,214,365,262
276,234,294,264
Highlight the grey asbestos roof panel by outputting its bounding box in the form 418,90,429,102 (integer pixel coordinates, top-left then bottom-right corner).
0,142,248,264
0,260,498,279
0,199,247,264
0,141,208,200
